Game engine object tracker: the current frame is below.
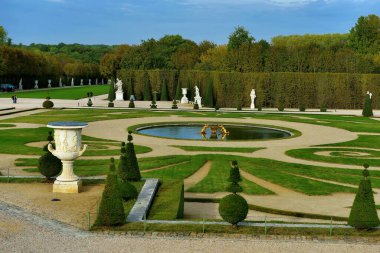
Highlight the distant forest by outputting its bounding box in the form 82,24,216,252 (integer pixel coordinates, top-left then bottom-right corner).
0,14,379,82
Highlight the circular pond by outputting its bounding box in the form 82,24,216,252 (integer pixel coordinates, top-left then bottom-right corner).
136,124,291,141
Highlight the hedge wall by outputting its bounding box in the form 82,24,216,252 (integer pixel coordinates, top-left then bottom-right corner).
118,69,380,109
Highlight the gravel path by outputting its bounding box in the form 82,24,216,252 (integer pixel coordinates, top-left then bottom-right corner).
1,201,379,253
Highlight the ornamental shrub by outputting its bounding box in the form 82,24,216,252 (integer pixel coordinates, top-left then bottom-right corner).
362,93,373,117
125,131,141,181
87,98,93,107
119,180,138,200
95,158,125,226
175,81,182,100
348,165,379,229
150,100,157,109
204,78,214,107
42,98,54,109
128,99,135,108
218,194,248,226
38,131,61,181
160,79,169,101
193,101,199,110
226,160,243,193
118,142,128,181
108,102,114,107
299,104,306,112
171,99,178,109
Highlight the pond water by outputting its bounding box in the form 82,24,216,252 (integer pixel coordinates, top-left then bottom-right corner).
137,124,291,141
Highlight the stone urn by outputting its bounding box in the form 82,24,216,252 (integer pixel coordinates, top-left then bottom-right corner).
47,121,88,193
181,88,189,104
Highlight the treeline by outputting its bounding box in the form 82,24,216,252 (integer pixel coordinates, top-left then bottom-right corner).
118,69,380,109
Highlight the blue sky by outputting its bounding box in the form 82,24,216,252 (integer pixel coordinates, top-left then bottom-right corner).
1,0,379,45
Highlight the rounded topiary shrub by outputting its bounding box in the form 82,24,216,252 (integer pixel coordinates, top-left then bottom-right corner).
171,100,178,109
119,180,138,200
42,99,54,109
299,105,306,112
38,151,62,181
218,194,248,226
87,98,93,107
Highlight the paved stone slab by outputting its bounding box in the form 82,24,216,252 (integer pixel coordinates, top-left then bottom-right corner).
127,178,159,222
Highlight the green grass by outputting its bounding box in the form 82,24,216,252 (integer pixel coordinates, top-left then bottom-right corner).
286,148,380,167
187,158,273,195
0,127,151,157
0,85,109,99
0,124,15,127
172,145,264,153
141,155,207,180
148,180,184,220
323,135,380,149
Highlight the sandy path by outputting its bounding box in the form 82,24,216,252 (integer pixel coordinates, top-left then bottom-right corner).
0,183,103,229
184,161,212,190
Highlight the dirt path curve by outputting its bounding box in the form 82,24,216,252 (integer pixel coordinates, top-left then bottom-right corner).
184,161,212,190
83,116,363,169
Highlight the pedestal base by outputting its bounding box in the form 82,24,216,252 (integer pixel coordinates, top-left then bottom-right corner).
115,91,124,101
194,96,202,108
53,179,82,193
181,97,188,104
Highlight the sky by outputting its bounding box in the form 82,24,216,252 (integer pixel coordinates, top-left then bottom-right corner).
1,0,379,45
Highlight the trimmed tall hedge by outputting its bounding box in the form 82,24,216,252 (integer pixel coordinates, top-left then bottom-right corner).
348,165,379,229
95,158,125,227
118,69,380,109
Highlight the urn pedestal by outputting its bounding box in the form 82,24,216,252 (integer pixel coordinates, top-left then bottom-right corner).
115,90,124,101
181,88,188,104
47,122,88,193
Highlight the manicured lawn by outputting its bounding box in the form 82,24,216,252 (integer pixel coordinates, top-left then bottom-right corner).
0,124,15,127
323,135,380,149
286,147,380,167
148,180,184,220
0,85,109,99
141,155,207,180
172,145,264,153
0,127,151,157
187,157,273,195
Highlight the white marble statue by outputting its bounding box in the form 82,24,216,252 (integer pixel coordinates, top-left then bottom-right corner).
194,86,202,108
34,80,39,89
71,78,74,86
95,78,98,85
250,89,256,109
48,79,52,88
115,78,124,101
80,79,83,86
18,78,23,90
367,90,373,99
88,79,92,85
59,78,62,87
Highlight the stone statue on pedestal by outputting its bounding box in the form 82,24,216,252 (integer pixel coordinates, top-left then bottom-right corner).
194,85,202,108
250,89,256,109
115,78,124,101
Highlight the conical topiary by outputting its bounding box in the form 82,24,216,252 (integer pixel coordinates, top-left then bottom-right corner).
119,180,138,200
204,78,214,108
348,164,379,229
160,79,169,101
118,142,128,181
362,93,373,117
128,99,135,108
175,81,182,101
143,72,151,101
38,131,62,181
226,160,243,193
125,131,141,181
95,158,125,226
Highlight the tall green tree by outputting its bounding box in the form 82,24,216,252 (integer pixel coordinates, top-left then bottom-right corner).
227,26,255,50
0,26,7,45
349,14,380,54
